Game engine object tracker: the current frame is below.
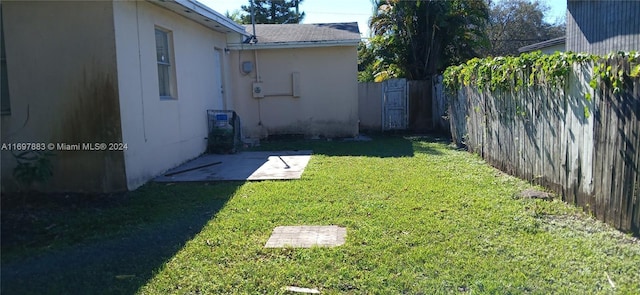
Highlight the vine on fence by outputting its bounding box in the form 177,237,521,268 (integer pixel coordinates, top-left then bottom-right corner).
592,52,640,94
443,51,639,97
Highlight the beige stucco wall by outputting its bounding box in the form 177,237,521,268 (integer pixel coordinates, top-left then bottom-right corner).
1,1,126,192
540,44,565,55
113,0,235,190
230,46,359,139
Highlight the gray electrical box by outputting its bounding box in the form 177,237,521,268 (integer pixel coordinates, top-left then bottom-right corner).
242,61,253,74
252,82,264,98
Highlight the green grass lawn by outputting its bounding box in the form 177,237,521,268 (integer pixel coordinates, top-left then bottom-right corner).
2,136,639,294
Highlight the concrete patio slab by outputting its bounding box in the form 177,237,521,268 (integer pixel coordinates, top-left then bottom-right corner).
265,225,347,248
153,150,312,182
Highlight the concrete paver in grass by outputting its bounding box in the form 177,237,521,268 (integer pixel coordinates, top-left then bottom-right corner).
265,226,347,248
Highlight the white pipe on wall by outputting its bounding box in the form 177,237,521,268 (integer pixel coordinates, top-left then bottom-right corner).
254,49,261,82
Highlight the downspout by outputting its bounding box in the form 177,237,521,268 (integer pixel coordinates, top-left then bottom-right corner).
249,0,264,132
250,0,260,83
254,48,263,130
254,49,261,83
135,1,147,142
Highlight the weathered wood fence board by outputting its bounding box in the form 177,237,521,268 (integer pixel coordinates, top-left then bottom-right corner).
358,79,448,132
431,76,449,132
358,82,384,131
408,80,433,131
446,58,640,235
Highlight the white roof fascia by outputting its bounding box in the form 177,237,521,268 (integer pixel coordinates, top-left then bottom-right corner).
155,0,250,37
518,36,566,53
228,39,361,50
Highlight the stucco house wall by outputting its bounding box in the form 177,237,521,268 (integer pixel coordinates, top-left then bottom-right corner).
538,43,565,55
229,23,360,140
1,1,359,193
231,46,358,139
113,0,236,189
1,0,244,192
1,1,127,192
518,37,565,55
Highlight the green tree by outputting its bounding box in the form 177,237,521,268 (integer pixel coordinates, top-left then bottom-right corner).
366,0,489,81
225,9,244,23
357,41,376,82
482,0,565,56
240,0,305,24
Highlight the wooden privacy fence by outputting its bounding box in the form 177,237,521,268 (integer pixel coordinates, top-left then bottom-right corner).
447,60,640,235
358,82,384,131
358,78,449,132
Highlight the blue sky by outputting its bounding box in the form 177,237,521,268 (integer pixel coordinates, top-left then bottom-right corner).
198,0,567,38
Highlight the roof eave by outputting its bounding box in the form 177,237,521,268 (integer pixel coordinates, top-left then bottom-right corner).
150,0,250,36
518,37,566,53
228,39,361,50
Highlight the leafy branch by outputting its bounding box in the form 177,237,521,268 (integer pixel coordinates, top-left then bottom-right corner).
12,150,55,191
591,51,640,94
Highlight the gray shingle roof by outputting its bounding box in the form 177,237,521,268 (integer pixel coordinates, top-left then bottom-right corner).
244,22,360,44
518,36,566,53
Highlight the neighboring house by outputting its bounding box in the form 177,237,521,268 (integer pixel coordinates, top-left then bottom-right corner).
519,0,639,56
566,0,640,54
0,0,360,193
518,36,566,54
228,23,360,139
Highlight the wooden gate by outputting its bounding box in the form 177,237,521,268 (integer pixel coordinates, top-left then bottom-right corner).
382,78,408,131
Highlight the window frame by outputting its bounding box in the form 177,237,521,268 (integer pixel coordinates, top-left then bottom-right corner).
154,27,177,100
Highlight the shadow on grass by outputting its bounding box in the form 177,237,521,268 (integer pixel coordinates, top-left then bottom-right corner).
254,134,450,158
1,135,452,294
1,182,241,295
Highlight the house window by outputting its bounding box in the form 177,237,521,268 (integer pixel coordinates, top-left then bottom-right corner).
155,27,176,99
1,5,10,115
